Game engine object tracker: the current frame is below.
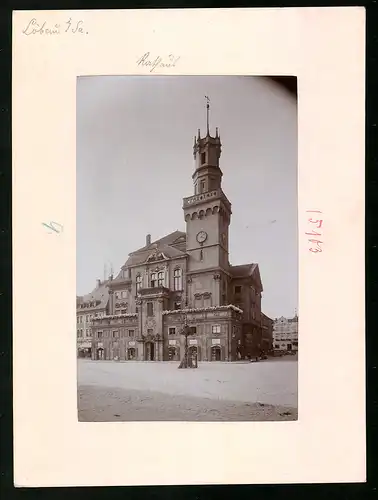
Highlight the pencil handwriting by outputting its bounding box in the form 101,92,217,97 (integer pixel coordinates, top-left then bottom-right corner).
136,52,180,73
22,18,88,36
42,221,64,234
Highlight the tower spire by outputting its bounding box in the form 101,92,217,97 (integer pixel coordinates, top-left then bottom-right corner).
205,95,210,135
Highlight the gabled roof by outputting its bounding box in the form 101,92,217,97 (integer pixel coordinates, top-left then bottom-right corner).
124,230,187,267
230,263,263,291
230,263,257,277
131,230,186,254
76,280,109,311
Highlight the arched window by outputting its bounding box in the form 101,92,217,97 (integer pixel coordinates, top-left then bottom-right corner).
136,274,142,293
157,271,164,287
173,268,182,291
150,272,157,288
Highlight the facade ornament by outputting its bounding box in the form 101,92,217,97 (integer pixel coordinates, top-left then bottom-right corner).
213,273,221,281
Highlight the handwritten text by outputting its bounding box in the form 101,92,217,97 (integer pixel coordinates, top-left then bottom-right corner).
22,18,88,36
305,211,323,253
136,52,180,73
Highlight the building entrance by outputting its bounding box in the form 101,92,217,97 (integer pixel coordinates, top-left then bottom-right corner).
188,345,200,361
168,346,180,361
127,348,136,360
96,348,104,360
145,342,155,361
211,346,222,361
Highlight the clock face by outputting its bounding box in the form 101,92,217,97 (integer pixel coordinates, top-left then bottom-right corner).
196,231,208,244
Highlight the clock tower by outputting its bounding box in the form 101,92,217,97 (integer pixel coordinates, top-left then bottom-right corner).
183,102,232,308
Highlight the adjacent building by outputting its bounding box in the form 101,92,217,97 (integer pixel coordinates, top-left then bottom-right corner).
76,280,109,358
261,313,274,354
273,315,298,353
80,121,269,362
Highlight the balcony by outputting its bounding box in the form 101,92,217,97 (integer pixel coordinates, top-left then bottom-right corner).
183,189,221,208
138,286,170,298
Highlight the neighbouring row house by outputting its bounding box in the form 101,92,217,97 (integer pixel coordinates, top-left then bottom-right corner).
273,315,298,353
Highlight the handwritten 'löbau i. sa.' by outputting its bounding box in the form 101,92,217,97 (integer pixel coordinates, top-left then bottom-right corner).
22,17,88,36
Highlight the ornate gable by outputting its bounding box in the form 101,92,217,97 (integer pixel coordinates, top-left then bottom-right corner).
146,247,169,263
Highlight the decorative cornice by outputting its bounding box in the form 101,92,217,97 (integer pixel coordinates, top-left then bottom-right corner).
162,305,243,315
93,313,138,321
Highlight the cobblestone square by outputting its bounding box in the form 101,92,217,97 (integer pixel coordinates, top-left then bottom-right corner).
77,357,298,421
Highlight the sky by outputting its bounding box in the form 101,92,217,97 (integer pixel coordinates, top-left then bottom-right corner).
76,75,298,319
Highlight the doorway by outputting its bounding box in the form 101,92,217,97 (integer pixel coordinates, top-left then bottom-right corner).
168,346,180,361
97,348,104,360
127,347,136,360
145,342,155,361
211,346,222,361
189,345,199,360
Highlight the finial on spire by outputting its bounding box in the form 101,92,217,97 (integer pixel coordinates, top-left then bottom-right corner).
197,128,201,139
205,95,210,135
215,127,219,138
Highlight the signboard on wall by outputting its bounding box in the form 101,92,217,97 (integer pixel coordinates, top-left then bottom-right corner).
212,339,221,345
128,341,136,347
189,339,197,345
169,340,177,346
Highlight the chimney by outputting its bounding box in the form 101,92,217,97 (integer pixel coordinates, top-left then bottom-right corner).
146,234,151,246
96,279,101,288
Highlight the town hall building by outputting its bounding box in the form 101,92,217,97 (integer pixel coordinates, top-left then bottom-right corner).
78,119,267,362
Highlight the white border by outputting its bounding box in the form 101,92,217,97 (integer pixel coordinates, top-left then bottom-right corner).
13,7,365,486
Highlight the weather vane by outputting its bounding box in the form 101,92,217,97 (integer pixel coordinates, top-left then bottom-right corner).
205,95,210,134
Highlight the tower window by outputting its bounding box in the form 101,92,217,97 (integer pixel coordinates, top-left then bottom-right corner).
200,180,206,193
201,152,206,164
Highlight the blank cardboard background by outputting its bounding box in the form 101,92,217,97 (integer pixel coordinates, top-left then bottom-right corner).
12,7,365,486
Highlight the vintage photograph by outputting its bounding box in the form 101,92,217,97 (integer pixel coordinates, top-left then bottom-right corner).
76,75,298,422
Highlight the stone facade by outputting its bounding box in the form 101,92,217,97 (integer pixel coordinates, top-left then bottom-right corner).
85,124,266,361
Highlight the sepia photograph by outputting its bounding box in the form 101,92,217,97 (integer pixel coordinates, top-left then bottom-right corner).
76,75,298,422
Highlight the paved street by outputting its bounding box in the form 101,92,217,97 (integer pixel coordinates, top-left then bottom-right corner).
77,358,298,421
